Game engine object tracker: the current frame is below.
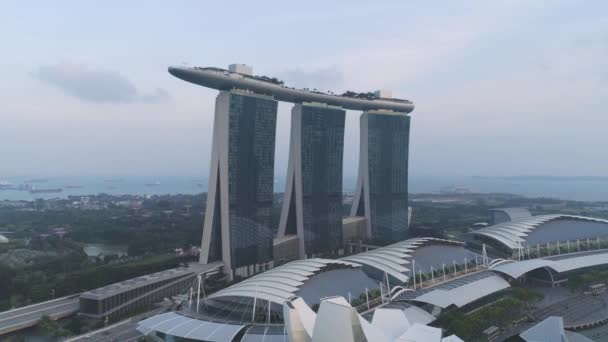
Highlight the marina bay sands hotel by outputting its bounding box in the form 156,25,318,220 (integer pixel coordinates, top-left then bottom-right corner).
169,64,414,279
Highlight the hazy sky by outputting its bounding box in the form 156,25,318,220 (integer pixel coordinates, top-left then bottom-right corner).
1,1,607,178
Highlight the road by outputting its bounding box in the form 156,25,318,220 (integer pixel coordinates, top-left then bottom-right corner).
67,320,143,342
66,305,172,342
0,295,80,336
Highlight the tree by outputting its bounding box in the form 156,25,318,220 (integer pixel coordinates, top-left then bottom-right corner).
65,316,86,335
38,315,68,337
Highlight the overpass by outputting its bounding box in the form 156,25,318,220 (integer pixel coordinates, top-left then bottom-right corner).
0,295,79,336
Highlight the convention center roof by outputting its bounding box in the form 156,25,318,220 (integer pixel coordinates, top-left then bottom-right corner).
468,214,608,250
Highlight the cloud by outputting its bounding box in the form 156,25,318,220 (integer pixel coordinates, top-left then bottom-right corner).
533,57,551,72
33,63,170,104
277,66,344,91
600,72,608,86
573,36,594,49
141,88,172,104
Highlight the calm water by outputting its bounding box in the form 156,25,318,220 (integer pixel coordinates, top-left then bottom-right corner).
0,175,607,202
83,243,128,257
409,176,608,202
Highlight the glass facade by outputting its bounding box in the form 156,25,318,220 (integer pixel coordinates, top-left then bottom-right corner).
300,104,345,256
206,91,278,270
79,274,194,320
228,92,277,268
367,113,410,245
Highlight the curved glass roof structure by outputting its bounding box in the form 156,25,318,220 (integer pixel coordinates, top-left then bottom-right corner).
392,271,510,309
489,207,532,223
341,238,468,284
207,238,470,305
137,312,247,342
168,66,415,113
467,214,608,250
491,249,608,279
208,258,360,304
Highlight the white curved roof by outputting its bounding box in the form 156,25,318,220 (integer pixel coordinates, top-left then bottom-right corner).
397,272,511,309
208,258,360,304
137,312,247,341
490,250,608,279
490,258,555,279
341,238,466,284
469,215,608,249
0,235,8,243
490,207,532,222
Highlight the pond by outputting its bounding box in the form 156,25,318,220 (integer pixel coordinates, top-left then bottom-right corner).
83,243,128,257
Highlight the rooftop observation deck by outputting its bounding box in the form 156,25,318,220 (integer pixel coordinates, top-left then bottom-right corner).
168,66,415,113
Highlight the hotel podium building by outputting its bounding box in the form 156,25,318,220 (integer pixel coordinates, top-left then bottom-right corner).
277,103,346,258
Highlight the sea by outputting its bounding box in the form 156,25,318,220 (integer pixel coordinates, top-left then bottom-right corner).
0,175,607,202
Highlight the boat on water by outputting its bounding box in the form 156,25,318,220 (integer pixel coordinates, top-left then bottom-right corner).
25,178,48,183
29,188,63,194
64,184,84,189
145,181,161,186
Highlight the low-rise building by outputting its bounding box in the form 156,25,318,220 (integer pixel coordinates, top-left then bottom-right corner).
79,263,221,321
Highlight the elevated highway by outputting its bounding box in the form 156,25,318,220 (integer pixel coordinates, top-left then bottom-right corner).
0,295,79,336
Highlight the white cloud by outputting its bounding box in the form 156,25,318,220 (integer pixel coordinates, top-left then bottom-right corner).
33,63,172,104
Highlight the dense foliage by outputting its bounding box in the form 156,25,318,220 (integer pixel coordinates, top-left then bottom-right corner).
566,266,608,290
0,194,206,256
437,287,542,341
0,252,178,310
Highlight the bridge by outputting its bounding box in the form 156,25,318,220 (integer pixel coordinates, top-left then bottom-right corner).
0,295,79,336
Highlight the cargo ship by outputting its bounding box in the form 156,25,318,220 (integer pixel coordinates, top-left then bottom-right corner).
64,184,84,189
29,187,63,194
